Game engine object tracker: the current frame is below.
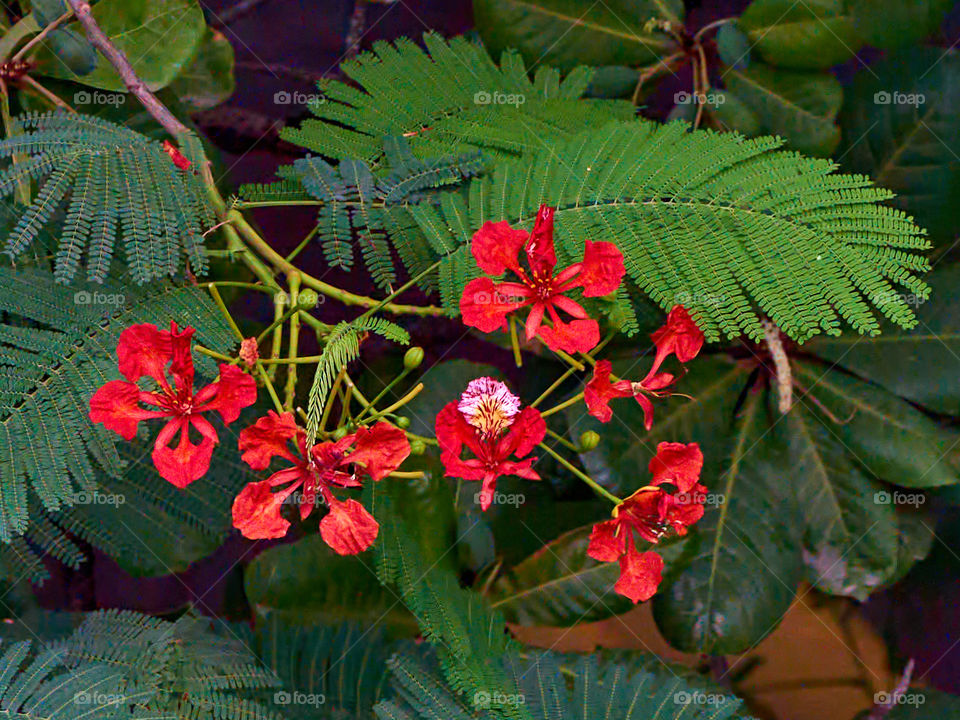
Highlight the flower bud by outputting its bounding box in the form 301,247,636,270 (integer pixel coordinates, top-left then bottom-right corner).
410,440,426,455
403,347,425,369
579,430,600,451
395,416,411,429
332,426,349,440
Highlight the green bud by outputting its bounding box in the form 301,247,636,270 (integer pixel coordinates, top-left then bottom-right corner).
332,426,349,440
395,416,411,429
579,430,600,451
297,289,320,308
403,346,425,369
410,440,426,455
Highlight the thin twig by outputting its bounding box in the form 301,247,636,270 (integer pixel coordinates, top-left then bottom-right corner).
762,319,792,413
12,8,75,62
65,0,189,137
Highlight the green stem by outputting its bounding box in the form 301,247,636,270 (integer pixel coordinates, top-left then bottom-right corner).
509,316,523,368
285,223,320,262
354,367,413,422
531,365,579,408
537,442,620,505
545,428,580,453
540,391,584,418
283,272,302,410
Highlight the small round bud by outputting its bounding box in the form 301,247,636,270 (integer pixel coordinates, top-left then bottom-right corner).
579,430,600,451
403,347,425,369
395,416,411,429
332,426,349,440
297,289,319,308
410,440,426,455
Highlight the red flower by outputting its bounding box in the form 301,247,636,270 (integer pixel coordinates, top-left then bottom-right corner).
460,205,625,354
162,140,191,170
436,378,546,510
231,411,410,553
587,442,705,603
584,306,704,429
89,322,257,488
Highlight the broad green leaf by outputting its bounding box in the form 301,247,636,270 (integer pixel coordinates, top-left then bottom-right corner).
709,87,762,136
836,49,960,243
723,64,842,156
489,524,687,625
716,23,751,69
44,28,97,76
737,0,861,69
472,0,682,72
794,361,960,488
785,404,903,600
244,534,415,629
168,28,235,111
849,0,951,49
34,0,205,92
805,263,960,415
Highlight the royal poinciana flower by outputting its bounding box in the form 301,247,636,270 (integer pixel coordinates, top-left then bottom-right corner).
436,377,546,510
231,411,410,554
460,205,625,354
89,322,257,488
587,442,705,603
585,305,704,429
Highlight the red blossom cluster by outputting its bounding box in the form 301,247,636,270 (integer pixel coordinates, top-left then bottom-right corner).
88,207,708,600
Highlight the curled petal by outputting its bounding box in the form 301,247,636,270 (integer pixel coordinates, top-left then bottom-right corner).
614,548,664,603
238,411,300,470
89,380,166,440
578,240,625,297
349,421,411,481
461,277,525,333
537,317,600,354
650,305,704,366
198,364,257,424
523,302,546,341
117,323,172,385
584,360,633,423
499,406,546,459
524,205,557,278
232,480,292,539
471,221,529,275
476,473,498,511
634,393,655,431
496,457,541,482
587,519,625,562
439,451,487,482
648,441,703,493
151,417,216,488
320,498,379,555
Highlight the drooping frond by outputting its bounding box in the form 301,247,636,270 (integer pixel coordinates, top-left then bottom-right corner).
304,317,410,441
0,112,215,284
412,120,929,342
274,138,485,290
280,33,634,167
0,267,236,548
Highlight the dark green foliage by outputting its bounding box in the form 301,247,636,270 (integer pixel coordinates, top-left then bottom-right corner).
0,112,215,284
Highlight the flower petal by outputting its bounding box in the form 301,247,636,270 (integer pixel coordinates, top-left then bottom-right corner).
524,205,557,278
199,364,258,424
320,498,379,555
499,406,546,459
477,472,498,511
89,380,166,440
587,519,625,562
168,321,196,394
151,418,216,488
439,451,488,481
461,277,525,333
614,548,664,603
238,411,300,470
578,240,625,297
650,305,705,366
349,421,411,481
117,323,172,385
536,317,600,354
471,220,529,275
231,480,292,539
436,402,485,460
584,360,633,423
648,441,703,493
